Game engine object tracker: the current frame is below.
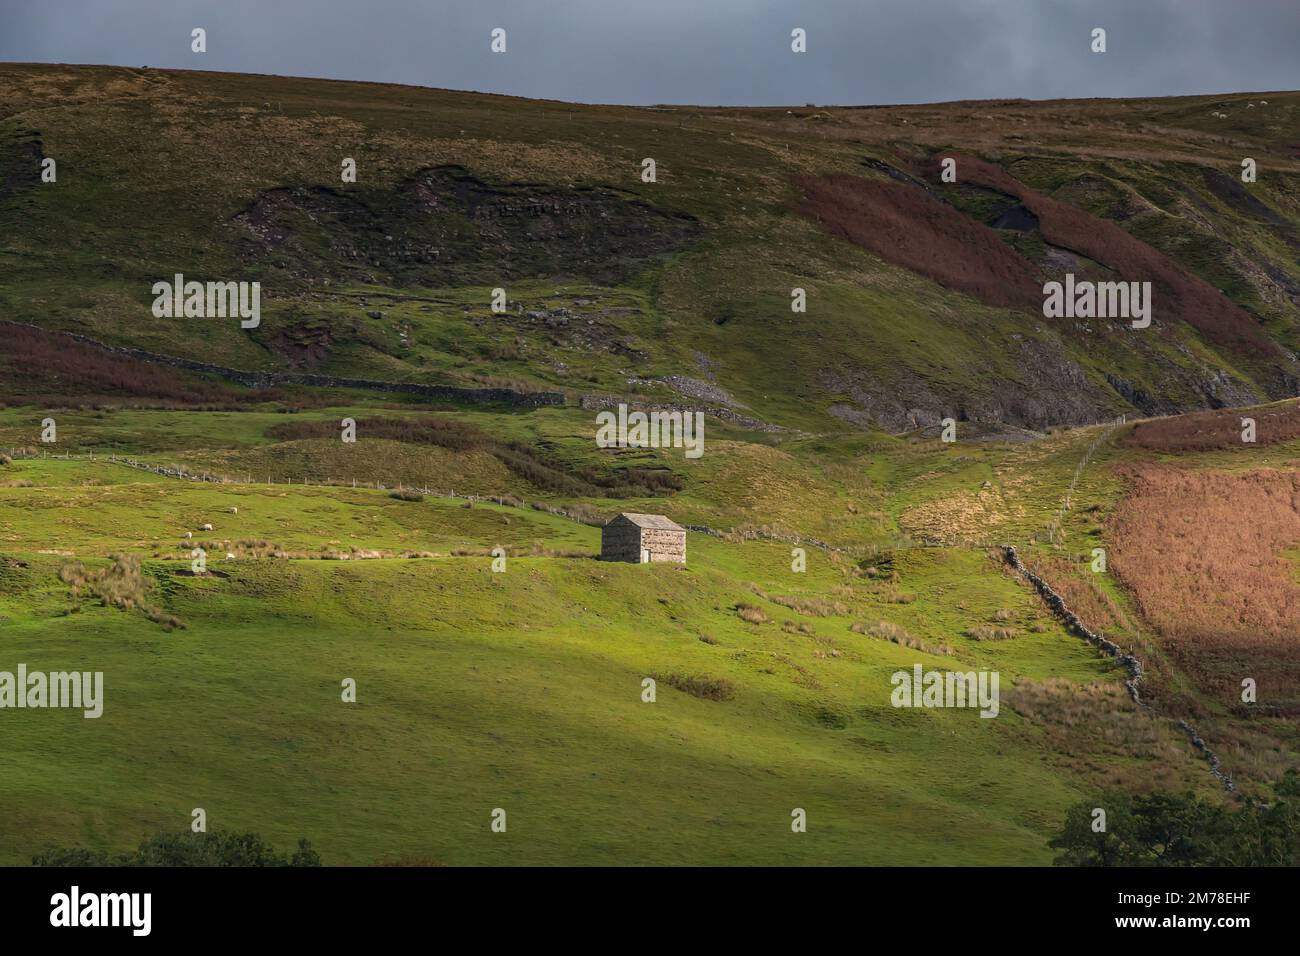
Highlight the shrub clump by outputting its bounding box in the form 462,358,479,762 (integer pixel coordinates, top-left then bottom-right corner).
655,673,736,701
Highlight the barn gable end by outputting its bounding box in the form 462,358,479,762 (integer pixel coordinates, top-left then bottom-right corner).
601,513,686,564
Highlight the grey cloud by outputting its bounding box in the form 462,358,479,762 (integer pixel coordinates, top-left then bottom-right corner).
0,0,1295,105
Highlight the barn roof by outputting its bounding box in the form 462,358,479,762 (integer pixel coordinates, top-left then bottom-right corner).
609,512,684,531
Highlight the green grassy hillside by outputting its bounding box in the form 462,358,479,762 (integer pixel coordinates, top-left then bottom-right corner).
0,456,1213,865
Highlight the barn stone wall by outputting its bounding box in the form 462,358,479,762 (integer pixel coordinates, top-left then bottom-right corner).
640,528,686,563
602,523,644,562
601,522,686,563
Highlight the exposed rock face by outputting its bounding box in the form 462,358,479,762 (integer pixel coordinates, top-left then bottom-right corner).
628,375,739,408
820,337,1117,434
579,393,782,432
233,164,702,287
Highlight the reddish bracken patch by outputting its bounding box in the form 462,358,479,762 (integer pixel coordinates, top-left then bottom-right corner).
792,173,1042,310
1122,400,1300,452
925,154,1280,357
794,157,1279,362
1109,466,1300,710
0,324,242,406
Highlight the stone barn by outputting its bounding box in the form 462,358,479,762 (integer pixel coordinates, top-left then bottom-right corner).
601,513,686,565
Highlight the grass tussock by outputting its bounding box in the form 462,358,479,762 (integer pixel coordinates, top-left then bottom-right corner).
655,673,736,701
60,554,185,630
851,619,953,656
872,583,917,604
965,624,1018,641
751,586,849,617
1005,678,1207,792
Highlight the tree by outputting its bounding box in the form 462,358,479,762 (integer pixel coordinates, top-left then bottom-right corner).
1051,772,1300,866
33,829,321,867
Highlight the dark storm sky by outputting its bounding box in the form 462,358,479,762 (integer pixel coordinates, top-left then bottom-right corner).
1,0,1296,106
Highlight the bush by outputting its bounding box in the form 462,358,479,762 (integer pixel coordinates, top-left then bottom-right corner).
1051,771,1300,866
388,489,424,502
34,829,322,867
735,603,768,624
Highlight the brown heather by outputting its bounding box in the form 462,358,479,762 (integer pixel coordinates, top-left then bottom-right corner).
1109,466,1300,707
1033,556,1128,634
0,324,245,406
793,173,1042,310
1122,400,1300,452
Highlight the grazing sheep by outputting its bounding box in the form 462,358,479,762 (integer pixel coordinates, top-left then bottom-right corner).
201,523,213,532
228,506,238,514
226,552,236,560
184,531,193,540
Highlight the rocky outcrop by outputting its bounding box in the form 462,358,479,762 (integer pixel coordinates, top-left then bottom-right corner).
578,393,784,432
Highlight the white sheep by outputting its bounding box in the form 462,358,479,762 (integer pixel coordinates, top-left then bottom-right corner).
184,531,192,540
201,523,213,532
229,506,238,514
